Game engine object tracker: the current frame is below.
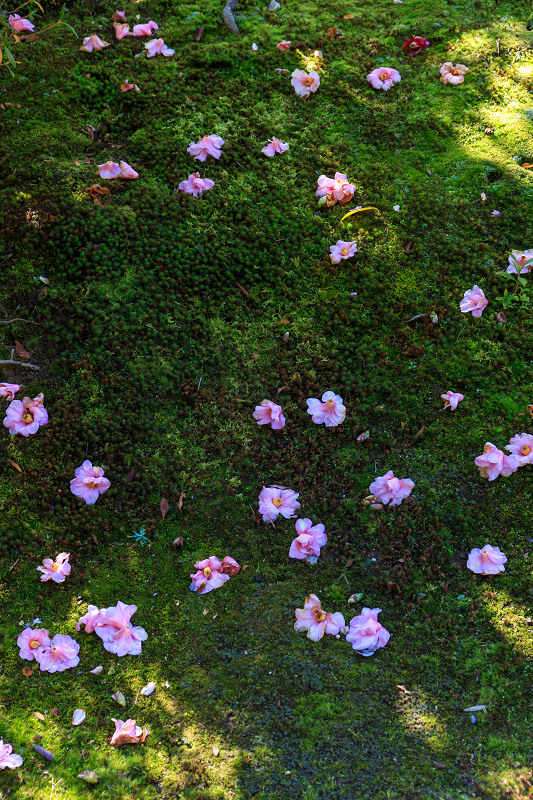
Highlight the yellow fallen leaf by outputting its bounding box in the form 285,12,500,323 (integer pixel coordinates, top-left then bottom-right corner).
340,206,379,223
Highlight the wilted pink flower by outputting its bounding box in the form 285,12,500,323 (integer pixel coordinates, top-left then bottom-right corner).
294,594,345,641
306,391,346,427
0,741,23,770
262,137,289,157
36,633,80,673
3,393,48,437
120,80,140,92
187,134,224,162
291,69,320,98
220,555,241,575
402,35,429,54
346,607,390,656
491,210,501,217
114,22,131,39
253,399,285,429
289,518,327,560
316,172,356,206
17,628,50,661
189,556,230,593
110,718,149,747
37,552,71,584
460,285,488,317
440,62,469,85
330,240,358,263
97,161,121,180
114,10,127,22
506,433,533,466
366,67,401,90
467,544,507,575
0,383,20,401
258,486,301,521
277,40,291,51
93,602,147,656
368,470,414,506
76,604,101,634
474,442,518,481
145,38,175,57
119,161,139,179
178,172,215,198
70,460,111,504
8,14,34,32
80,34,110,52
507,249,533,275
132,21,159,36
441,391,464,410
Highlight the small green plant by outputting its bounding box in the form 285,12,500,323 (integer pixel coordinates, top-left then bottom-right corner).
128,528,151,546
496,253,533,310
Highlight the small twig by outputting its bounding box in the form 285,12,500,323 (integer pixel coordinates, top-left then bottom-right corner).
276,234,303,243
9,559,19,572
235,161,249,172
0,318,40,325
223,0,240,34
0,353,40,370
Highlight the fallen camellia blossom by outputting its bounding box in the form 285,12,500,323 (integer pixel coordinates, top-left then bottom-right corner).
460,285,488,317
97,161,121,180
145,38,175,57
258,486,301,521
294,594,345,641
110,718,149,747
76,605,101,634
506,433,533,466
366,67,401,91
261,137,289,157
291,69,320,98
507,249,533,275
402,35,429,54
133,21,159,36
316,172,356,206
178,172,215,198
0,383,20,401
187,135,224,162
467,545,507,574
8,14,34,32
439,62,469,85
113,22,131,39
120,79,140,92
346,607,390,656
253,399,286,429
118,160,139,179
190,556,230,593
3,393,48,437
306,391,346,427
72,709,86,726
37,552,71,584
474,442,518,481
219,555,241,575
0,741,23,770
17,628,51,661
80,34,110,52
70,461,111,505
92,602,148,656
368,470,414,506
289,518,327,560
35,633,80,673
330,240,358,263
441,391,464,411
277,40,291,51
112,10,127,22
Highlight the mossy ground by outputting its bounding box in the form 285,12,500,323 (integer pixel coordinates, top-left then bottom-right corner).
1,0,533,796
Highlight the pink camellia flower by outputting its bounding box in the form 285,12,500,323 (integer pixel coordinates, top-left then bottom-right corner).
441,391,464,410
76,604,101,634
306,391,346,427
294,594,345,641
3,393,48,437
258,486,301,522
0,383,20,400
145,38,175,57
120,79,140,92
70,460,111,505
114,22,131,39
119,161,139,179
0,741,23,770
366,67,401,91
93,601,147,656
219,555,241,575
507,249,533,275
402,35,429,54
440,62,469,85
97,161,121,180
133,21,159,36
80,34,110,52
253,399,286,429
346,607,390,656
474,442,518,481
110,718,149,747
189,556,230,594
262,137,289,157
187,135,224,162
460,285,488,317
8,14,34,32
330,240,358,263
17,628,50,661
277,40,291,51
467,544,507,575
36,633,80,673
289,518,327,560
506,433,533,466
37,552,71,584
178,172,215,198
316,172,356,206
291,69,320,98
368,470,414,506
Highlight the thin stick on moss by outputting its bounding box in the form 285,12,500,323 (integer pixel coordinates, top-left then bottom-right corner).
223,0,240,34
0,350,40,370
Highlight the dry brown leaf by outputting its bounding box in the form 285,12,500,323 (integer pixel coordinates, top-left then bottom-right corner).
344,558,354,568
85,184,111,199
396,684,411,694
326,27,344,39
343,13,354,18
172,536,184,548
236,282,250,299
90,532,99,547
178,490,186,511
51,707,58,717
14,340,30,358
522,163,533,169
405,241,413,252
242,564,248,569
400,421,405,431
33,711,45,721
213,745,220,756
415,425,425,438
72,160,81,166
527,404,533,419
387,581,400,593
276,385,288,394
126,468,135,483
22,667,33,677
194,25,205,41
160,497,169,520
8,460,22,473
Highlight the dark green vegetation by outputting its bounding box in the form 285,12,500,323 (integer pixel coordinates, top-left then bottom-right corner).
1,0,533,795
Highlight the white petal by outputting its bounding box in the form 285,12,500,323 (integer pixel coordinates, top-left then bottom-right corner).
112,691,126,707
90,666,103,675
140,681,156,696
72,709,86,726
